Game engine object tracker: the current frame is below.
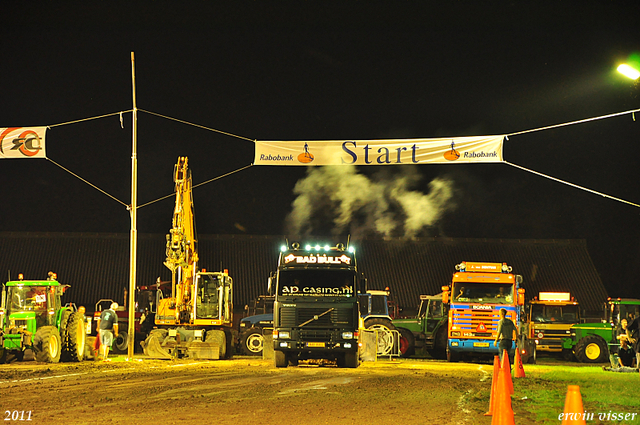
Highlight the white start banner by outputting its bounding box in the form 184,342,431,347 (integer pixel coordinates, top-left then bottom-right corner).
0,127,47,159
254,135,504,166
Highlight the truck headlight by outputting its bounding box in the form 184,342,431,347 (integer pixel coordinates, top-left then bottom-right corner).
342,332,354,339
278,331,290,339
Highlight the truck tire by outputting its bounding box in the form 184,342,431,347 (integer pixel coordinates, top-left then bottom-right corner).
364,318,396,356
33,326,62,363
398,328,415,357
274,350,288,368
61,311,86,361
205,330,226,359
224,329,234,359
575,335,608,363
0,348,7,364
446,346,460,363
343,352,359,368
562,348,576,362
112,330,129,354
240,328,265,356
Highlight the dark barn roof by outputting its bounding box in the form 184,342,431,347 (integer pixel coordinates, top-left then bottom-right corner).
0,233,608,315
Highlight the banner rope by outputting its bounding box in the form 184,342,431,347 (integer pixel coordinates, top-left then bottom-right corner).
46,158,129,207
47,110,133,128
504,161,640,208
138,109,255,142
505,108,640,137
137,163,254,209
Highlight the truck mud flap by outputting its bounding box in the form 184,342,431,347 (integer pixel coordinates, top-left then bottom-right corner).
186,341,220,360
141,334,173,359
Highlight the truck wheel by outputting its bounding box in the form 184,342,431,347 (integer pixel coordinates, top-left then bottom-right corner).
0,348,7,364
562,348,576,362
33,326,62,363
224,329,234,359
446,346,460,363
61,311,86,361
575,335,608,363
274,350,288,368
342,352,359,368
205,330,227,359
112,330,129,354
364,318,396,356
240,328,265,356
398,328,415,357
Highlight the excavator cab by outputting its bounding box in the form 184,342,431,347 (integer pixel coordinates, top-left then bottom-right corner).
196,274,221,319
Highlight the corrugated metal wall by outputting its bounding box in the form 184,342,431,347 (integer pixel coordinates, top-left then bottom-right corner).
0,233,608,315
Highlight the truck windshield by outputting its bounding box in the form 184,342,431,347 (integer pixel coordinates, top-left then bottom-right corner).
452,282,513,304
7,286,48,315
278,270,355,298
531,304,579,323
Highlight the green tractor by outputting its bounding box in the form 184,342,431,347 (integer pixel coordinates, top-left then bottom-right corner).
566,298,640,363
0,274,86,363
392,294,448,359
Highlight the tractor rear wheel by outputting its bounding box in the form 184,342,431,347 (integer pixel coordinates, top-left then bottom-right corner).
61,311,86,362
364,318,396,356
575,335,608,363
428,327,448,360
398,328,415,357
240,327,264,356
34,326,62,363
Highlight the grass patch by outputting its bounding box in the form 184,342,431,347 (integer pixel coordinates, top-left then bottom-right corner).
514,364,640,424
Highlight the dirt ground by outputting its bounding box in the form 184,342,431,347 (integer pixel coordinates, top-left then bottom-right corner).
0,352,546,425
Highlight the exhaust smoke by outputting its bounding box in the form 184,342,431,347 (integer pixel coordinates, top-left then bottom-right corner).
285,166,456,238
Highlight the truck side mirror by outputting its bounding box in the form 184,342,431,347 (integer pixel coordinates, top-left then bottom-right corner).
516,275,523,285
267,275,273,296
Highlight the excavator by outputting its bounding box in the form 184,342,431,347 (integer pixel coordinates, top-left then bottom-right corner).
141,157,234,359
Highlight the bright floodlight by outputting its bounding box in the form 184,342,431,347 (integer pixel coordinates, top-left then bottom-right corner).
617,64,640,80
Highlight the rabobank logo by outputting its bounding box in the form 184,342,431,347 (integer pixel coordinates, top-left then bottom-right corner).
297,142,314,164
443,141,460,161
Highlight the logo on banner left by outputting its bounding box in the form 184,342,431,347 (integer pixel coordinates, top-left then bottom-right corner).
297,142,314,164
0,127,44,158
443,141,460,161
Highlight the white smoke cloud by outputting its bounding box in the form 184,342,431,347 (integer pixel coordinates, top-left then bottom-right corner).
285,166,456,238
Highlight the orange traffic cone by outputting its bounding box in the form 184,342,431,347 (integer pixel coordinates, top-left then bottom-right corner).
491,365,515,425
501,349,514,395
484,355,500,416
561,385,586,425
514,348,526,378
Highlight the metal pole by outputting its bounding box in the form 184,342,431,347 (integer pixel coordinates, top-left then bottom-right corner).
128,52,138,360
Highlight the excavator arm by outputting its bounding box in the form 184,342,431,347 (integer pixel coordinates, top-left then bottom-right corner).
160,157,198,324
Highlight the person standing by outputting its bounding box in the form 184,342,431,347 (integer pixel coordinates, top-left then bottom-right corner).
96,302,119,362
626,310,640,369
493,308,518,365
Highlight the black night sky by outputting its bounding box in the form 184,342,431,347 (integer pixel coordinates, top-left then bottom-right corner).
2,2,639,298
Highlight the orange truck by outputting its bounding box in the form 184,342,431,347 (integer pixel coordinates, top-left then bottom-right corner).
442,261,534,363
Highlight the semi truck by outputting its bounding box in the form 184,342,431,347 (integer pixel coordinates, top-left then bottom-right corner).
442,261,534,363
523,292,580,359
271,242,364,368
